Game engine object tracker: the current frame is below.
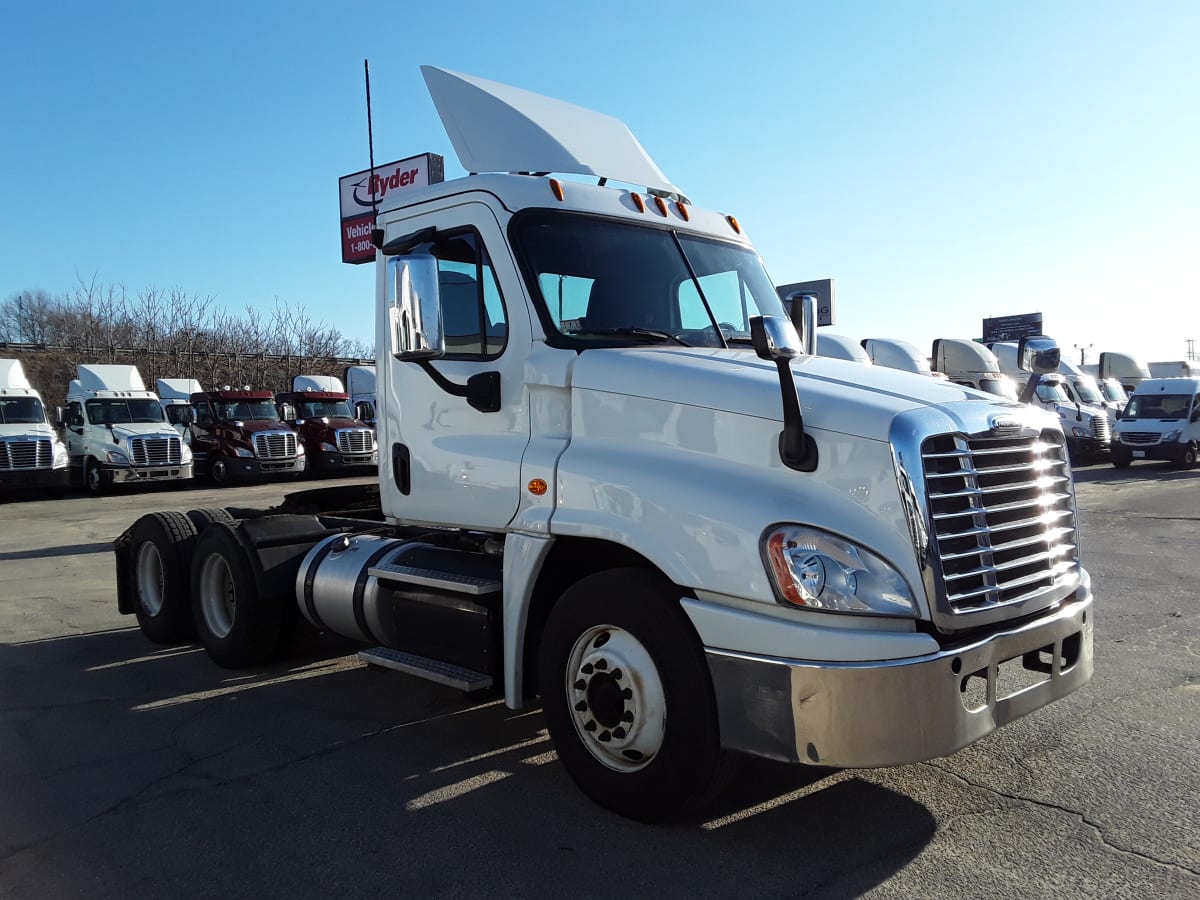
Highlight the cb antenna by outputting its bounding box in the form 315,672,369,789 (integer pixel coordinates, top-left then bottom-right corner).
365,59,383,248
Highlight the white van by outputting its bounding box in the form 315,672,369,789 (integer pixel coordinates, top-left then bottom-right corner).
63,365,194,492
1112,377,1200,469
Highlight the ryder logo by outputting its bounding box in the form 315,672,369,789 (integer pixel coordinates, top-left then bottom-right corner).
338,153,444,265
352,167,421,208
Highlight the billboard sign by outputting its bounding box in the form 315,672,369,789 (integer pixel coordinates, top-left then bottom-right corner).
775,278,837,326
338,153,445,264
982,312,1043,343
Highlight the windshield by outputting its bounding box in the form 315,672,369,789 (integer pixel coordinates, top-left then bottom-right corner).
214,400,279,422
0,396,46,425
297,399,353,419
86,398,165,424
1034,381,1070,404
513,211,788,348
979,377,1020,402
1073,377,1104,405
1125,393,1193,420
164,405,191,426
1100,379,1128,403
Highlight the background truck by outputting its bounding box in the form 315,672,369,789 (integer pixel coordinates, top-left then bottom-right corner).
1111,376,1200,469
860,337,936,376
64,364,193,493
990,341,1111,462
814,333,872,364
113,65,1094,822
344,364,378,425
0,358,69,496
1096,351,1152,395
1055,359,1121,425
156,378,204,435
932,339,1020,401
275,375,377,475
186,387,306,484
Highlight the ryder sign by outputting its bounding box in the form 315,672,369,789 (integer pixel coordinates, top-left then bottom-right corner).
338,153,444,264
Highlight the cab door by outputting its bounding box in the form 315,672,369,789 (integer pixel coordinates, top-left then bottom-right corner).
378,204,531,530
188,400,215,466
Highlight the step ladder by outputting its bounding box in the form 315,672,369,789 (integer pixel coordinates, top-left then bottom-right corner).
358,647,493,693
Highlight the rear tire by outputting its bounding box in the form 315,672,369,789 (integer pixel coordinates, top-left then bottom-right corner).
1175,442,1197,469
538,567,728,823
128,512,199,643
190,522,284,668
185,507,236,533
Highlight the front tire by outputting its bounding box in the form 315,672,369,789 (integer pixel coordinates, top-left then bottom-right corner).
209,454,231,486
1111,447,1132,469
190,522,284,668
128,512,199,643
85,459,108,494
538,567,727,823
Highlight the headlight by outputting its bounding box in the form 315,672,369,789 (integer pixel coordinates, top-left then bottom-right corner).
52,440,68,466
320,441,338,452
763,525,917,617
180,443,193,463
1163,430,1182,442
106,449,129,465
1071,425,1089,438
234,447,255,458
295,442,305,456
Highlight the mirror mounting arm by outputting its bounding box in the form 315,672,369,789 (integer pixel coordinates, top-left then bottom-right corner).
414,361,501,413
750,315,818,472
1019,373,1042,405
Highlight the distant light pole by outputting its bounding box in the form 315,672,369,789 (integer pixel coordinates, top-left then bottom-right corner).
1073,343,1093,366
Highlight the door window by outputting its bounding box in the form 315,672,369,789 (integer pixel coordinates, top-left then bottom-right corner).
431,231,508,359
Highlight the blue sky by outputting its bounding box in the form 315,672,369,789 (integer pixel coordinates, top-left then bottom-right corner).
2,1,1196,364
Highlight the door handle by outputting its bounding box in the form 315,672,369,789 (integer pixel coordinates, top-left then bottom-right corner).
392,443,411,495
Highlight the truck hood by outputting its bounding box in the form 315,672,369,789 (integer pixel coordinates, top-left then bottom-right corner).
0,422,58,441
220,420,295,436
109,423,181,442
570,347,1013,442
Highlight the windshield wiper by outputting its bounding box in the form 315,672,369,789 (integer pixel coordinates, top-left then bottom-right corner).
583,327,691,346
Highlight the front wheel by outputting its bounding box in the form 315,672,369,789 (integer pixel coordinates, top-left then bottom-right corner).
1111,448,1132,469
538,567,727,823
209,454,231,486
85,459,108,494
1175,442,1198,469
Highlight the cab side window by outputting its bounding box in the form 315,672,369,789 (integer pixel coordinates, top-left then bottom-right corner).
433,231,508,359
67,401,83,427
195,402,213,426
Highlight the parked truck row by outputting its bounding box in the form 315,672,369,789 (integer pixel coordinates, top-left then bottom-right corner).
110,67,1095,823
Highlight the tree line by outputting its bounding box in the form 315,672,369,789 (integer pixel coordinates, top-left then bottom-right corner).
0,278,373,411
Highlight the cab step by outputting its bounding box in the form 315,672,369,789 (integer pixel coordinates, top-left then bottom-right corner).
358,646,494,692
367,563,501,596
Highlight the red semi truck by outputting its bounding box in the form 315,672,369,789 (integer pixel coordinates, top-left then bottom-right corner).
186,388,306,484
274,375,377,476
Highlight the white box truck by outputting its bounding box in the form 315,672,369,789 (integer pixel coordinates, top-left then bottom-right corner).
0,358,70,496
1111,377,1200,468
112,66,1094,822
64,364,194,492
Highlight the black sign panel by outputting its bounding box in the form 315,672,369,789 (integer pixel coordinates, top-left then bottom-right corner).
982,312,1043,343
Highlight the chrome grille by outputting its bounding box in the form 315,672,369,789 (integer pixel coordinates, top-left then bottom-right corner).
336,428,374,455
1,439,51,470
128,436,182,466
1091,415,1111,443
254,432,297,459
1119,431,1160,445
922,430,1078,616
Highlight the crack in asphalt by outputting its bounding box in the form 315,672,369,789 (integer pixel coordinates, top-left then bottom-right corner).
921,761,1200,879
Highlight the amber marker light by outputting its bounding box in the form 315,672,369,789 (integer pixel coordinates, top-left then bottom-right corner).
549,178,565,201
726,214,742,234
528,478,548,496
631,192,645,212
675,201,689,221
653,196,668,216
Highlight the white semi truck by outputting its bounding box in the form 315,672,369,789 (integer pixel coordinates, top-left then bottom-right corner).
64,364,193,492
861,337,935,375
932,339,1020,401
345,364,378,424
0,358,70,496
156,378,204,435
814,333,871,364
112,67,1094,822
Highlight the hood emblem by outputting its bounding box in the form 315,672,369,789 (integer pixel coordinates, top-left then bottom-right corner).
989,414,1023,436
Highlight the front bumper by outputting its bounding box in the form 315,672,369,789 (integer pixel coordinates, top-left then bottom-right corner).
1065,435,1109,458
0,466,70,489
706,582,1093,768
307,450,377,471
1115,440,1188,463
105,462,194,484
224,456,306,480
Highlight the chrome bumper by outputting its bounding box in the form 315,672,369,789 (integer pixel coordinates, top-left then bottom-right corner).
108,462,194,483
706,583,1093,768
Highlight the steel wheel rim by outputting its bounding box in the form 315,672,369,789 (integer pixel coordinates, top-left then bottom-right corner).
565,624,665,773
198,553,236,639
87,465,101,491
212,458,227,482
135,542,165,616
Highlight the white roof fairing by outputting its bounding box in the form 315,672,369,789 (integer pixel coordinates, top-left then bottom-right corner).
420,66,683,198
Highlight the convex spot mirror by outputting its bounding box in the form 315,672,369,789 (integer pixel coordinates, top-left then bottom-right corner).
1017,336,1061,374
388,254,445,361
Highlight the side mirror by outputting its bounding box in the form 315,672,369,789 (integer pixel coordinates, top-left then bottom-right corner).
782,291,818,357
388,253,445,360
355,401,375,422
1016,335,1061,374
1191,406,1200,423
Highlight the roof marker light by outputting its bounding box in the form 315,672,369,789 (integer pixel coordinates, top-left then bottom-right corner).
675,200,689,221
631,192,645,213
726,214,742,234
549,178,564,201
653,196,668,216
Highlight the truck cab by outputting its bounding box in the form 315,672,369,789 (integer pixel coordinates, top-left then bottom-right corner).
1111,377,1200,469
815,333,872,364
1098,351,1151,396
187,388,306,484
861,338,937,376
275,376,377,475
344,365,378,426
932,338,1021,401
0,358,70,496
156,378,204,437
63,364,193,493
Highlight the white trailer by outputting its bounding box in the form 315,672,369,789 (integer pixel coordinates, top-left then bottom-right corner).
0,358,70,495
64,365,193,492
114,66,1094,822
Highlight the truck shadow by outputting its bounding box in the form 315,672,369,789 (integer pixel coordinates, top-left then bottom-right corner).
0,628,934,898
1072,463,1200,484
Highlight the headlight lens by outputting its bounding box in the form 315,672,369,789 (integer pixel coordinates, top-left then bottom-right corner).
763,525,917,617
180,443,193,462
295,442,305,456
1071,425,1089,438
106,449,129,465
320,441,338,453
1163,430,1182,442
234,447,254,458
52,440,68,466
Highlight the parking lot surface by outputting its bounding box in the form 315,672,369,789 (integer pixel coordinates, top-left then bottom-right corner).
1,466,1198,898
